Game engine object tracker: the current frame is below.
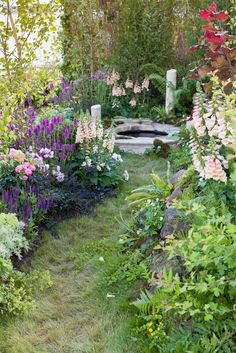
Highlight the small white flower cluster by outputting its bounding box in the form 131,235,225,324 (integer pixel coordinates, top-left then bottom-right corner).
52,165,64,182
81,156,92,168
112,153,123,162
39,148,54,159
27,149,50,174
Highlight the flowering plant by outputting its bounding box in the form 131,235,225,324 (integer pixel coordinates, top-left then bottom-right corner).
70,113,127,187
106,69,150,118
188,79,235,183
0,149,38,187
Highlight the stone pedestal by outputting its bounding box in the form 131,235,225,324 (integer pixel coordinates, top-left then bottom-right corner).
165,69,177,113
91,104,101,122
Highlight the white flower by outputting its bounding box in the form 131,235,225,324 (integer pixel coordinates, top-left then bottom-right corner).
42,163,50,173
85,157,92,167
52,165,64,183
142,77,150,90
106,293,116,298
112,153,123,162
56,172,64,182
123,170,129,181
125,79,133,89
129,98,137,107
99,257,105,262
39,148,54,159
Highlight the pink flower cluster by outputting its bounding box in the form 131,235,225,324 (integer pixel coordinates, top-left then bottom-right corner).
188,91,233,183
191,93,233,145
106,68,150,107
0,148,25,163
112,85,126,97
15,162,36,181
191,152,227,183
75,120,103,144
102,133,115,153
107,69,120,85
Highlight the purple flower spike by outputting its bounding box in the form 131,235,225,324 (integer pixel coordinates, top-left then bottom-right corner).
28,128,32,137
55,116,62,125
27,97,32,106
50,122,55,131
42,119,49,127
73,118,78,127
34,125,41,135
46,127,51,134
3,190,9,203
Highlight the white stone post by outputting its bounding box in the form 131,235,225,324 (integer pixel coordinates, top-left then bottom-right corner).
91,104,101,122
165,69,177,113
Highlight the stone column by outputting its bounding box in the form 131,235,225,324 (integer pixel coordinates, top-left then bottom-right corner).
91,104,101,122
165,69,177,113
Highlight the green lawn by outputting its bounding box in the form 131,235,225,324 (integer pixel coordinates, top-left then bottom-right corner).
0,153,167,353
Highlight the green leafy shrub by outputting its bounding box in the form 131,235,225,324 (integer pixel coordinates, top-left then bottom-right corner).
0,213,28,259
168,126,192,172
0,258,52,316
134,208,236,352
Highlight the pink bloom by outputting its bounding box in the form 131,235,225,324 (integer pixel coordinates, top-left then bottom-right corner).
112,85,126,97
19,155,25,163
24,168,32,176
23,176,28,181
30,165,36,171
133,83,141,94
15,165,23,173
23,162,31,168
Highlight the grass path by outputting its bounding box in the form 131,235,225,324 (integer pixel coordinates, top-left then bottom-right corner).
0,154,166,353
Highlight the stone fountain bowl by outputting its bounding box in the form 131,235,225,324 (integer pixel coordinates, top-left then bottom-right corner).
110,118,180,154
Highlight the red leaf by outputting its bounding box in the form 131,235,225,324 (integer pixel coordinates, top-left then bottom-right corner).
204,30,225,45
200,10,211,21
208,3,217,11
200,8,229,23
214,11,229,22
203,22,218,32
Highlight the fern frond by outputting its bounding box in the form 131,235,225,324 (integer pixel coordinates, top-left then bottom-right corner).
133,290,153,313
149,73,166,96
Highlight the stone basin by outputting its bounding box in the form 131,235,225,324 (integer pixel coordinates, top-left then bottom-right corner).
111,118,180,154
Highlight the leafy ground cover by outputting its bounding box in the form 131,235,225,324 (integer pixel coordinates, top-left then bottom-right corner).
0,153,166,353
